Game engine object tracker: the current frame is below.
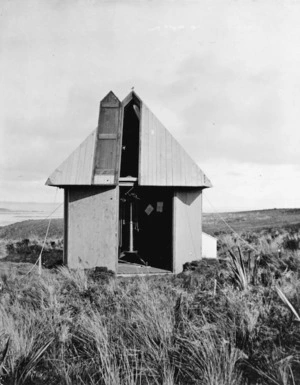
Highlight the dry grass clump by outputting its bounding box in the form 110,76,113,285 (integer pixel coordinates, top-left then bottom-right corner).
0,231,300,384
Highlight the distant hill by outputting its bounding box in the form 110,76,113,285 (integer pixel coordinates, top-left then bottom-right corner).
1,208,300,240
203,208,300,235
0,219,63,240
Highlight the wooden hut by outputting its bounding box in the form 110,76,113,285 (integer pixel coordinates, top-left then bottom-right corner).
46,91,212,274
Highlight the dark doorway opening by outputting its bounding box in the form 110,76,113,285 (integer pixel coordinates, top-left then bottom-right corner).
120,99,140,178
119,187,173,272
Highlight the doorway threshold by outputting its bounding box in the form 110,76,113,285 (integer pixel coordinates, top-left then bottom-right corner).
117,262,173,276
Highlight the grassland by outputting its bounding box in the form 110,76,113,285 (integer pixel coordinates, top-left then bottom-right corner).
1,208,299,240
0,219,63,241
0,210,300,384
203,208,300,235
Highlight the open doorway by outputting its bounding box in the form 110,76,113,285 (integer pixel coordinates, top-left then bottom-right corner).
118,187,173,272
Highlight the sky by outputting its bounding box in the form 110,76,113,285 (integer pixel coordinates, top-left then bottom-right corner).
1,0,300,212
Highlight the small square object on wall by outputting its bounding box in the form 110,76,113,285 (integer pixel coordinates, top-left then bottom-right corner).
157,202,163,212
145,204,154,215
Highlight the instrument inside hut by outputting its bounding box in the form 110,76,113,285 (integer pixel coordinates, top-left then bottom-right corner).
118,186,173,271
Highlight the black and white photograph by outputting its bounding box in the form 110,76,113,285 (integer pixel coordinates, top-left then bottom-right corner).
1,0,300,384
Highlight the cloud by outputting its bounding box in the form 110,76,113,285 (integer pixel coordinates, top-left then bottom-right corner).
159,54,299,165
0,83,103,182
202,162,300,212
1,0,300,209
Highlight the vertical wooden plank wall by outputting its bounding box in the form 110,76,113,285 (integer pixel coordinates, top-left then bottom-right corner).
173,189,202,274
67,186,119,270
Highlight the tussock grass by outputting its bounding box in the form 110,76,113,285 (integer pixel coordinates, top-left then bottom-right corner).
0,233,300,384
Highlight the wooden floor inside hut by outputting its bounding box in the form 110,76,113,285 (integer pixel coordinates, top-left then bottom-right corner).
117,262,172,276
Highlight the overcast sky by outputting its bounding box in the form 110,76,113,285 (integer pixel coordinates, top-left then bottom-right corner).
1,0,300,212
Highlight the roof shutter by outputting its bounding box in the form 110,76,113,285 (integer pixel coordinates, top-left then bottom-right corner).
93,92,122,185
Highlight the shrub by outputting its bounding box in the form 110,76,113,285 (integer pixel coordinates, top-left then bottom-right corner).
282,235,300,251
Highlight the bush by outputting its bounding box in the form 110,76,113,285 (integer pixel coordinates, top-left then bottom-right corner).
282,235,300,251
3,238,63,268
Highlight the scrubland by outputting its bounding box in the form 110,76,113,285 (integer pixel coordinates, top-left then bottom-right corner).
0,216,300,384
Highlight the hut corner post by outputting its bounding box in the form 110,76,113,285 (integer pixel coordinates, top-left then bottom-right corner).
173,189,203,274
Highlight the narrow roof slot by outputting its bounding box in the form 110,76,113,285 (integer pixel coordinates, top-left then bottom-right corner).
120,99,140,179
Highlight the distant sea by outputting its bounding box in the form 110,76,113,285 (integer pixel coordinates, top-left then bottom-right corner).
0,202,63,227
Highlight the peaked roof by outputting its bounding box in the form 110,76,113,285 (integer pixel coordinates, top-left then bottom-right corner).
138,97,211,187
46,90,212,188
46,130,96,186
